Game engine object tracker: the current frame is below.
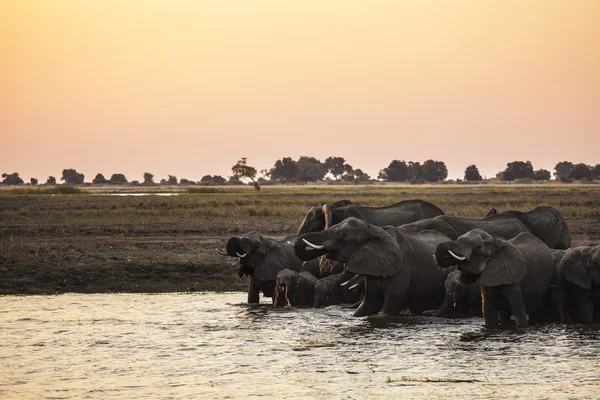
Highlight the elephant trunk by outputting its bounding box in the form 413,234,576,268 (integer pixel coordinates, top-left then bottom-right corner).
434,241,472,268
226,237,249,258
294,232,331,261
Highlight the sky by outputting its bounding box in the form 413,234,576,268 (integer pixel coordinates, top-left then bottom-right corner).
1,0,599,182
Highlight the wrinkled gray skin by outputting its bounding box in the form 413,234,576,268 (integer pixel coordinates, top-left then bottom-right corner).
485,206,571,249
225,233,319,304
313,271,360,308
295,218,450,317
435,269,482,318
274,269,318,308
556,245,600,323
297,199,445,236
430,214,531,241
435,230,554,327
543,249,567,322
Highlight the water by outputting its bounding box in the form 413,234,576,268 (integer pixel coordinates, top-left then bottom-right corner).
0,293,598,399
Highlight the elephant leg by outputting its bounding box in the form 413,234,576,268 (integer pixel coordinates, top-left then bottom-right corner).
550,286,567,322
504,285,528,327
573,287,594,323
248,277,260,304
382,290,407,317
482,287,499,327
353,279,384,317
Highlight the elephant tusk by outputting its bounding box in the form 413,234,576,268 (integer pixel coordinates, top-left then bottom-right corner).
214,248,228,256
236,252,247,258
302,238,325,250
348,283,360,290
340,280,350,287
448,250,466,261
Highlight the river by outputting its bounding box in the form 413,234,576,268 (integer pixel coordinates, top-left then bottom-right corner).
0,293,598,399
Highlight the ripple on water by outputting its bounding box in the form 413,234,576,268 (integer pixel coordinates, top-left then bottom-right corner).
0,293,599,399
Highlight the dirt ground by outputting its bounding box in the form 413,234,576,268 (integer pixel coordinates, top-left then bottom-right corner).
0,186,598,295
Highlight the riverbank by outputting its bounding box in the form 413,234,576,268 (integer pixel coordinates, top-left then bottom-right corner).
1,184,599,294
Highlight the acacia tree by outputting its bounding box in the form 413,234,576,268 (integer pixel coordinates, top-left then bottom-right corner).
232,157,260,191
502,161,534,181
464,165,483,181
554,161,573,181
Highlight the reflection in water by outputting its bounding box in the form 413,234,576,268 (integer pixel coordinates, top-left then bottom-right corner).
0,293,598,399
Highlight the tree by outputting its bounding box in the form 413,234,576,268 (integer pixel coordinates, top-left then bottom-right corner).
180,178,195,185
46,176,56,185
1,172,24,185
570,163,592,180
324,157,353,180
92,173,108,184
200,175,226,185
407,161,423,181
464,165,483,181
231,157,260,191
166,175,178,185
592,164,600,180
269,157,299,182
502,161,534,181
378,160,409,182
109,173,128,185
61,169,84,184
344,168,371,183
30,178,38,185
143,172,154,185
554,161,574,181
296,156,327,182
533,169,551,181
228,175,244,185
421,160,448,182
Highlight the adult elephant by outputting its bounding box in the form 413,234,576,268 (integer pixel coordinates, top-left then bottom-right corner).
274,269,318,308
485,206,571,249
223,233,319,304
434,230,554,327
297,199,445,235
295,218,450,317
395,213,530,245
556,245,600,323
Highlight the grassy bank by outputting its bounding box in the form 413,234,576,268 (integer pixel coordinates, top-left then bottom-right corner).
0,184,599,294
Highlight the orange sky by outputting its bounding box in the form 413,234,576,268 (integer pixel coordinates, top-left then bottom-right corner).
1,0,599,182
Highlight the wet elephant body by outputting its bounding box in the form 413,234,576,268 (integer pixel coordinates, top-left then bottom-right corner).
274,269,318,308
435,230,554,327
295,218,451,317
224,232,319,303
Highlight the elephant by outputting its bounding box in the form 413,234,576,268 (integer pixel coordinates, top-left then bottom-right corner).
294,218,451,317
297,199,445,235
434,229,554,327
274,269,318,308
223,232,320,303
313,271,361,308
435,268,482,318
556,245,600,323
485,206,571,249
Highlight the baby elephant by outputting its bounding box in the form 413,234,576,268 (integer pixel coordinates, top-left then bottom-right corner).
435,269,482,318
313,271,361,308
274,269,318,308
435,229,553,327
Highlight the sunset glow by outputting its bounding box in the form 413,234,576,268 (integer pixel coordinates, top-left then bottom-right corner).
1,0,599,181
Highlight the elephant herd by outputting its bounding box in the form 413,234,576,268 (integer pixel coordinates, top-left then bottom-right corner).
219,199,599,327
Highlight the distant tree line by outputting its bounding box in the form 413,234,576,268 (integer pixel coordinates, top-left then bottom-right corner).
2,159,599,186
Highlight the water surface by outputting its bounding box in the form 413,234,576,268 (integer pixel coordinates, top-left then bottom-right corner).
0,293,598,399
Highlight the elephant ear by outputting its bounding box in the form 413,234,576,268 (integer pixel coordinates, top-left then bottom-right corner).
346,230,403,277
561,248,591,290
253,238,287,281
480,240,528,287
